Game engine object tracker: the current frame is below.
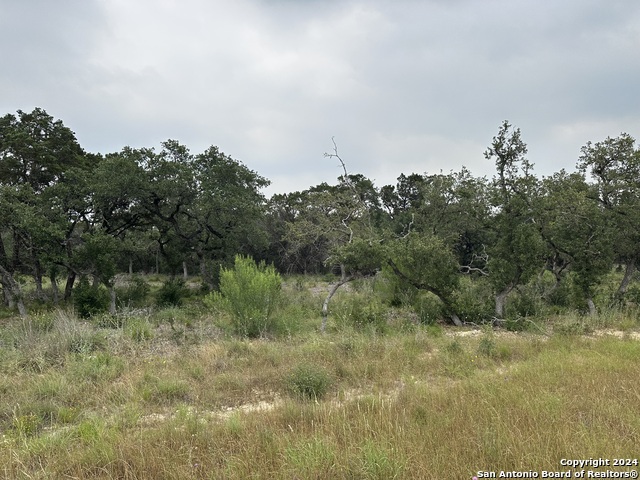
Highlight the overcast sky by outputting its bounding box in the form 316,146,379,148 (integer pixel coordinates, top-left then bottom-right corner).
2,0,639,195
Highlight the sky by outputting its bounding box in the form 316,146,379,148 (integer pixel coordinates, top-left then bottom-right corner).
2,0,639,196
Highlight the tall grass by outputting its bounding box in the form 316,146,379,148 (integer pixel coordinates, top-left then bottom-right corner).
0,275,638,478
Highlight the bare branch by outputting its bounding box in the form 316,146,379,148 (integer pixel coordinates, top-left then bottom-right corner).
459,245,490,276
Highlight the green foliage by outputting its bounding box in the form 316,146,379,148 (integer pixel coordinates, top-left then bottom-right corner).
207,255,282,337
478,335,498,357
376,266,419,307
334,239,384,277
117,275,150,307
125,318,153,342
627,283,640,306
73,278,109,318
286,363,332,400
155,278,189,307
358,440,406,479
385,232,461,323
335,294,388,333
451,277,494,324
505,285,548,320
413,293,444,325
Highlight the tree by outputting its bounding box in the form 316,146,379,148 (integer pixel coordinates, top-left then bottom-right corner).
578,133,640,303
385,232,463,326
0,108,89,315
192,145,270,286
138,141,269,287
380,168,491,270
535,171,614,314
484,121,545,319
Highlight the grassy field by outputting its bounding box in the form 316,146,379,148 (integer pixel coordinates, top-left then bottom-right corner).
0,277,639,479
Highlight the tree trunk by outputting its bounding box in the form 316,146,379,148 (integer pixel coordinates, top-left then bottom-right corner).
16,295,27,318
33,257,46,301
0,264,28,317
199,255,206,278
449,312,463,327
183,261,188,280
587,297,597,316
2,286,11,307
50,271,59,305
198,253,215,290
321,265,354,333
64,270,76,301
109,285,117,315
616,260,636,302
494,285,513,319
129,259,133,275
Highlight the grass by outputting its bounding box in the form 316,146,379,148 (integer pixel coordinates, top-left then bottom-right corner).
0,277,639,478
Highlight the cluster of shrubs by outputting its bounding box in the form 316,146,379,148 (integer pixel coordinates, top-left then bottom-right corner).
67,253,638,337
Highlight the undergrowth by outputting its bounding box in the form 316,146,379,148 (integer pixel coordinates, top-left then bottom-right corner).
0,275,638,478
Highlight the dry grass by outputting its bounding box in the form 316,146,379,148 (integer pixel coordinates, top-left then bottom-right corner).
0,298,639,478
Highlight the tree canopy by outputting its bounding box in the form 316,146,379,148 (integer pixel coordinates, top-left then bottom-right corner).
1,108,638,324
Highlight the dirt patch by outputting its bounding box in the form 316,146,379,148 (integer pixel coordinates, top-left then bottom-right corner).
590,329,640,340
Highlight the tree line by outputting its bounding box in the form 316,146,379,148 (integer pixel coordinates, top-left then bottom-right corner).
1,109,639,323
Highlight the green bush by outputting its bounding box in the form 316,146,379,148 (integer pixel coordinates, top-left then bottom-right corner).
413,293,444,325
206,255,282,337
117,275,150,308
452,277,494,324
156,278,189,307
73,278,109,318
286,364,332,400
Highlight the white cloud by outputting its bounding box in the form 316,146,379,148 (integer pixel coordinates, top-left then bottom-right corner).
2,0,639,194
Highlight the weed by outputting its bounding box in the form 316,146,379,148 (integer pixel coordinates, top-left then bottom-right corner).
477,336,497,357
445,338,463,355
335,294,389,333
286,363,332,400
285,438,337,477
357,440,406,479
12,411,41,438
141,374,190,404
117,275,150,307
27,312,55,333
125,317,153,342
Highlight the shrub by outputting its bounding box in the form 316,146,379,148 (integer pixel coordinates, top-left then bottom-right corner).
286,364,332,400
73,278,109,318
117,275,150,307
206,255,282,338
413,293,444,325
156,278,189,307
452,277,494,324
